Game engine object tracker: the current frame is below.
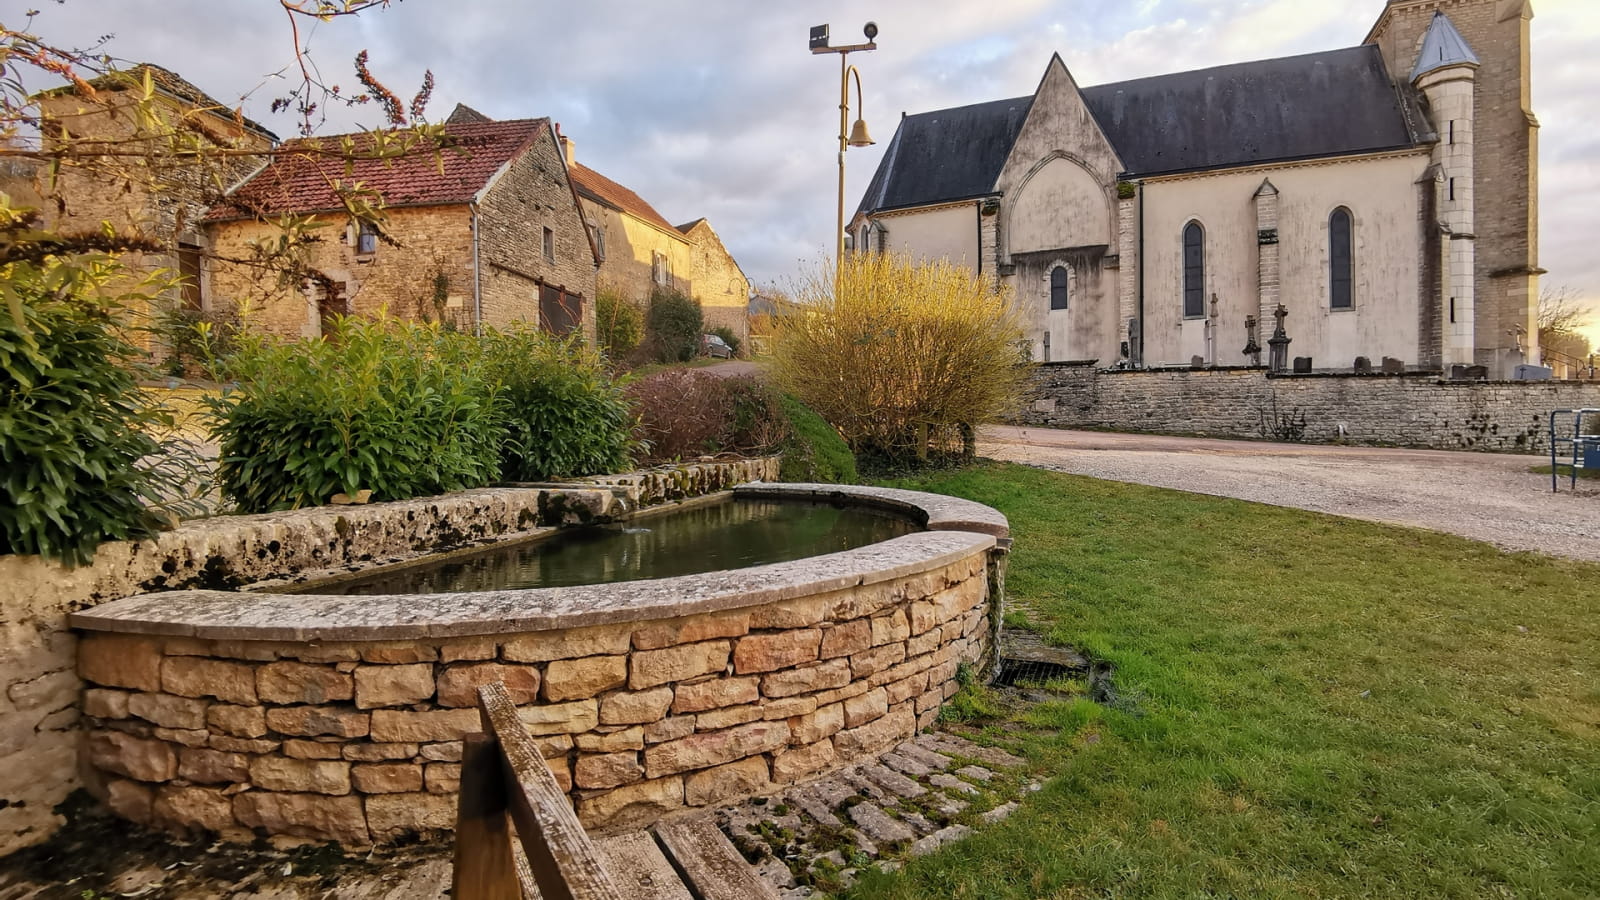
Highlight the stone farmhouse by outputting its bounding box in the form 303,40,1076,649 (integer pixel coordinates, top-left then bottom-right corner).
561,130,751,340
34,64,278,346
206,110,598,341
852,0,1540,378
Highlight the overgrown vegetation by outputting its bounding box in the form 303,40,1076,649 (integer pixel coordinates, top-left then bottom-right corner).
0,259,170,564
152,302,243,378
854,462,1600,900
644,285,704,363
595,286,643,362
771,253,1028,469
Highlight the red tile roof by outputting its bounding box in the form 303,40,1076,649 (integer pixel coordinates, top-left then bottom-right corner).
568,162,684,239
207,118,547,221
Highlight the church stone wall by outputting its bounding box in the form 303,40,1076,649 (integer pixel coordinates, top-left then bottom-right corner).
1018,364,1600,453
1139,151,1431,369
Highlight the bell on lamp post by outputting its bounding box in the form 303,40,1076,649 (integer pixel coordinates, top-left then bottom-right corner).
848,118,874,147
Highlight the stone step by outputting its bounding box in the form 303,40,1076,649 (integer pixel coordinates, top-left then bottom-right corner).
845,802,917,845
858,763,927,800
656,816,783,900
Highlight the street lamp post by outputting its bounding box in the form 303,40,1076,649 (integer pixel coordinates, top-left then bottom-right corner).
811,22,878,289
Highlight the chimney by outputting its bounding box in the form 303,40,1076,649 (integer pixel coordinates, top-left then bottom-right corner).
560,130,576,167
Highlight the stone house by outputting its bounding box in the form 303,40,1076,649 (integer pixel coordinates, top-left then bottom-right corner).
205,113,598,341
32,64,277,344
852,0,1540,378
561,131,750,340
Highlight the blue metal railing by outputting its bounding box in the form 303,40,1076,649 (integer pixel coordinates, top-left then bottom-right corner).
1548,408,1600,492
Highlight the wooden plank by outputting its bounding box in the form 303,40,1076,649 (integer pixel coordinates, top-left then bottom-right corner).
654,817,782,900
453,733,522,900
594,832,694,900
477,682,626,900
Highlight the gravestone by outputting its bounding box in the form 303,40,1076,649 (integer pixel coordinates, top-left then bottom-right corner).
1465,365,1488,380
1190,355,1205,369
1354,356,1372,374
1381,357,1405,374
1293,357,1313,374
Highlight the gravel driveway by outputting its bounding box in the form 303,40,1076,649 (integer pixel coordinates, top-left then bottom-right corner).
982,426,1600,563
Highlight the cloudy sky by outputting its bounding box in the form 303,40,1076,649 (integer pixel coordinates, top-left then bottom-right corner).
19,0,1600,341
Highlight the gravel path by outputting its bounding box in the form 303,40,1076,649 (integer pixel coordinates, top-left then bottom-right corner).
982,426,1600,563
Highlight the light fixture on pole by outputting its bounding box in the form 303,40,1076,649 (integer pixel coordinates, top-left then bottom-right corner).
811,21,878,292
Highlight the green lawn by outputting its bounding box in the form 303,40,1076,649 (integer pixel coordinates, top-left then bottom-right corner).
851,462,1599,900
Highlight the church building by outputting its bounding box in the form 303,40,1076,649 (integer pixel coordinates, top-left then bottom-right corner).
851,0,1540,377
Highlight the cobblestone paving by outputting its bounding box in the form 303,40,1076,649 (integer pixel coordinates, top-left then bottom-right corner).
714,731,1033,898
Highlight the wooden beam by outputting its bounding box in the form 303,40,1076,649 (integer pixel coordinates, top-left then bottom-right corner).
655,817,783,900
453,733,522,900
477,682,626,900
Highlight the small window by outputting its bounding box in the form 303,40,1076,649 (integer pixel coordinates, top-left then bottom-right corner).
176,243,204,311
652,251,670,286
356,222,379,255
592,225,606,261
1448,120,1455,145
1448,177,1456,202
1182,222,1205,318
1330,207,1353,310
1049,266,1069,311
543,227,555,263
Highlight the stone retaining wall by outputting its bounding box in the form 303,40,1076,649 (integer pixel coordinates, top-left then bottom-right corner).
71,537,996,844
0,457,778,857
1018,364,1600,452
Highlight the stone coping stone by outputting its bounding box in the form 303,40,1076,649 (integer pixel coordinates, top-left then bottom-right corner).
70,530,996,642
735,483,1010,543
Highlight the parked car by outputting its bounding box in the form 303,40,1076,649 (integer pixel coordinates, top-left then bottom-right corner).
701,333,733,359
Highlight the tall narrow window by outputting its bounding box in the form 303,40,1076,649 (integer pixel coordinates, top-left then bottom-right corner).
1330,207,1353,310
542,226,555,263
356,222,379,255
1182,222,1205,318
1049,266,1069,310
176,243,204,311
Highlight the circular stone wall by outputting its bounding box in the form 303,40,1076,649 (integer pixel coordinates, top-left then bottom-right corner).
69,484,1008,845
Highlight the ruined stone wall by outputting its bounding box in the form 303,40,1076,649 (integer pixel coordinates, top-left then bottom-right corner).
1018,364,1600,452
70,544,992,844
0,457,778,857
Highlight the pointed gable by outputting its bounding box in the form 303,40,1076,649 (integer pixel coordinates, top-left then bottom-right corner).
1411,12,1480,81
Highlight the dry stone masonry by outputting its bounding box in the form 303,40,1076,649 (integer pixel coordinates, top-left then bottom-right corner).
60,483,1009,848
1020,364,1600,452
0,458,777,857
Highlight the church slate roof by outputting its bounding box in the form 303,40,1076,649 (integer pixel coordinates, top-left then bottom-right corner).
858,45,1421,215
855,95,1032,215
1411,12,1480,81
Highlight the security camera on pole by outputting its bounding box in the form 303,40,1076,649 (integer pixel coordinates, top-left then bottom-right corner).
810,21,878,294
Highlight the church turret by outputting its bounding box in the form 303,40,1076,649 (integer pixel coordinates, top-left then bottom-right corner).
1413,11,1480,368
1368,0,1539,378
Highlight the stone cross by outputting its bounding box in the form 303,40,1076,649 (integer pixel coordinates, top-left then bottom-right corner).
1243,315,1262,366
1267,304,1291,373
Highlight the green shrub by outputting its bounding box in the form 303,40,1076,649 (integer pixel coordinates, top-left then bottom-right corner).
205,317,503,512
1,259,168,564
594,287,642,361
153,302,242,378
710,325,742,358
777,394,857,484
484,327,636,481
644,286,703,363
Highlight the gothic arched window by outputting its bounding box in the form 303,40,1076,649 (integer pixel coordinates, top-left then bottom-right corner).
1050,266,1069,310
1330,207,1354,310
1182,222,1205,318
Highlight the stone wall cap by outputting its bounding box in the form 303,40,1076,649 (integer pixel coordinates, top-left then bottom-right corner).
70,529,996,642
734,483,1009,542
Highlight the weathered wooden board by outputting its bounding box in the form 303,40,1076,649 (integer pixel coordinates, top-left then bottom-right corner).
655,817,782,900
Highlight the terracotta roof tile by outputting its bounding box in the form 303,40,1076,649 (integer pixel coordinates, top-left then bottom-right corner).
207,118,547,221
568,162,683,238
